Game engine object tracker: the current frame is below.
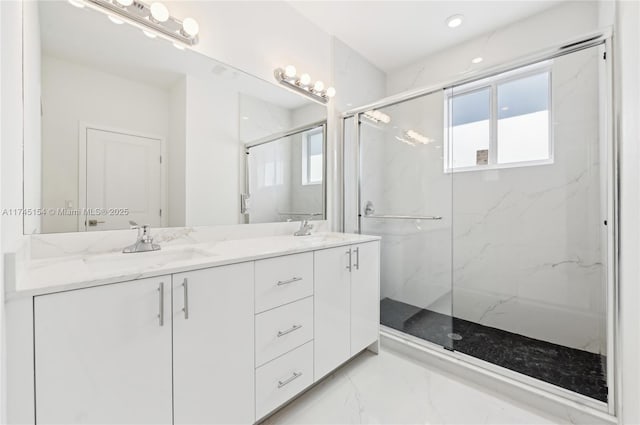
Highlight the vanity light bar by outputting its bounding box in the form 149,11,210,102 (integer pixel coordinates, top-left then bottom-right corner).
77,0,199,46
274,66,336,104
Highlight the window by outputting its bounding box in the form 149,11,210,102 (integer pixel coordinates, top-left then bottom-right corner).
445,63,551,172
302,128,323,185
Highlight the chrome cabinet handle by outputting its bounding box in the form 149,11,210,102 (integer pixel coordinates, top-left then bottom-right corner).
346,249,352,271
277,277,302,286
354,247,360,270
157,282,164,327
278,371,302,388
277,324,302,338
183,278,189,320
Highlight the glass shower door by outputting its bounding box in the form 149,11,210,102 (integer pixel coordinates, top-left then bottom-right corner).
358,90,454,349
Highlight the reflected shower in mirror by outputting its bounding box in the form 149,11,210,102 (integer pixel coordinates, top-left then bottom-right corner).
22,0,327,234
243,121,326,224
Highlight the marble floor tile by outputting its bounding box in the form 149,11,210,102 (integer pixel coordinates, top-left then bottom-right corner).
262,348,563,425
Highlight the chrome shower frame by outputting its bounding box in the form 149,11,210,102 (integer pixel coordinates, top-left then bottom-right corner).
341,29,618,418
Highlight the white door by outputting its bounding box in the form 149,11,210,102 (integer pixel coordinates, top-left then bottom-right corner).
350,241,381,355
84,128,161,231
34,277,172,424
314,246,352,380
172,263,255,424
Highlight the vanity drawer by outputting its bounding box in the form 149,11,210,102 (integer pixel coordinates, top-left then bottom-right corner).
255,341,313,421
255,252,313,313
255,296,313,367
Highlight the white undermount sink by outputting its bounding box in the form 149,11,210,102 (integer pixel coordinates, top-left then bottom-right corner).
83,247,213,272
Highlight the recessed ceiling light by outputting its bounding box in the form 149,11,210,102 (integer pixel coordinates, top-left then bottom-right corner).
471,57,484,64
446,14,464,28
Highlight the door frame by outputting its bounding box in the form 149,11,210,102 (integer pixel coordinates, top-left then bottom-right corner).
78,122,168,231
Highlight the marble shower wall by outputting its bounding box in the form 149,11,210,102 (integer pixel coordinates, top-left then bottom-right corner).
450,46,606,354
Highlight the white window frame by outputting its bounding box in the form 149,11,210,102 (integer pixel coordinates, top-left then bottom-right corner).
302,128,323,185
443,61,554,173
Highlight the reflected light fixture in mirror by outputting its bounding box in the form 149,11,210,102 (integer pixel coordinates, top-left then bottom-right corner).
274,65,335,104
70,0,200,46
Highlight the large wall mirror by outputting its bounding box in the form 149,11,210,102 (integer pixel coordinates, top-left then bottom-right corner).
22,0,327,234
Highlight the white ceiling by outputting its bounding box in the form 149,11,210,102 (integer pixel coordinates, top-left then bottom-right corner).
288,1,563,73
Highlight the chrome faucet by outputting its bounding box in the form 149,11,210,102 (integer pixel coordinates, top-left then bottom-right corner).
123,221,161,253
293,219,314,236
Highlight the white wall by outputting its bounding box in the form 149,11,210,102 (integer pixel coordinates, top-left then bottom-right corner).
40,55,170,233
23,1,41,235
1,0,23,252
183,75,240,226
616,1,640,422
0,1,4,421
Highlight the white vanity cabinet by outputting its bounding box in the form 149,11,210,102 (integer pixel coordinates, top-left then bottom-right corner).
172,263,254,425
314,241,380,379
16,236,380,425
34,276,173,425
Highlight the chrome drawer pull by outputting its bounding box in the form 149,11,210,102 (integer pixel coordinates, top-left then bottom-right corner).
157,282,164,327
278,371,302,388
183,279,189,320
277,324,302,338
346,249,352,271
277,277,302,286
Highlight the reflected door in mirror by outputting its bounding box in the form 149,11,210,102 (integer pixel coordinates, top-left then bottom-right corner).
84,128,162,231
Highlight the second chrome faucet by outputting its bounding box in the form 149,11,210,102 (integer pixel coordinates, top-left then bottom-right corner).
123,221,161,253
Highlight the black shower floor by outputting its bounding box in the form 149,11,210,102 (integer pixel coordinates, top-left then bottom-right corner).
380,297,608,402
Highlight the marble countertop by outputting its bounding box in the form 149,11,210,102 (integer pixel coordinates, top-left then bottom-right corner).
8,232,380,299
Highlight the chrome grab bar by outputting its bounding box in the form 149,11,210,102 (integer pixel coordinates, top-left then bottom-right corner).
277,324,302,338
277,277,302,286
278,371,302,388
363,214,443,220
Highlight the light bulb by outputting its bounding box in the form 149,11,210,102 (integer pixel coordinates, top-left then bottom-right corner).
114,0,133,6
446,14,464,28
108,15,124,24
143,30,157,39
150,2,169,23
314,81,324,92
68,0,85,8
284,65,297,78
299,73,311,85
182,18,199,37
471,57,483,64
326,87,336,98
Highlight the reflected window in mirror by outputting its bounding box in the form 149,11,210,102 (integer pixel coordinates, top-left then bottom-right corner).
302,128,323,186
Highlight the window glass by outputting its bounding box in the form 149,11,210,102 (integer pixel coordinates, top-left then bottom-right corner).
497,72,550,164
449,88,491,169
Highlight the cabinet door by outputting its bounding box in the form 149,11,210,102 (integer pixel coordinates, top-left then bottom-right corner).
34,277,172,424
172,263,255,425
314,246,352,380
351,241,381,355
